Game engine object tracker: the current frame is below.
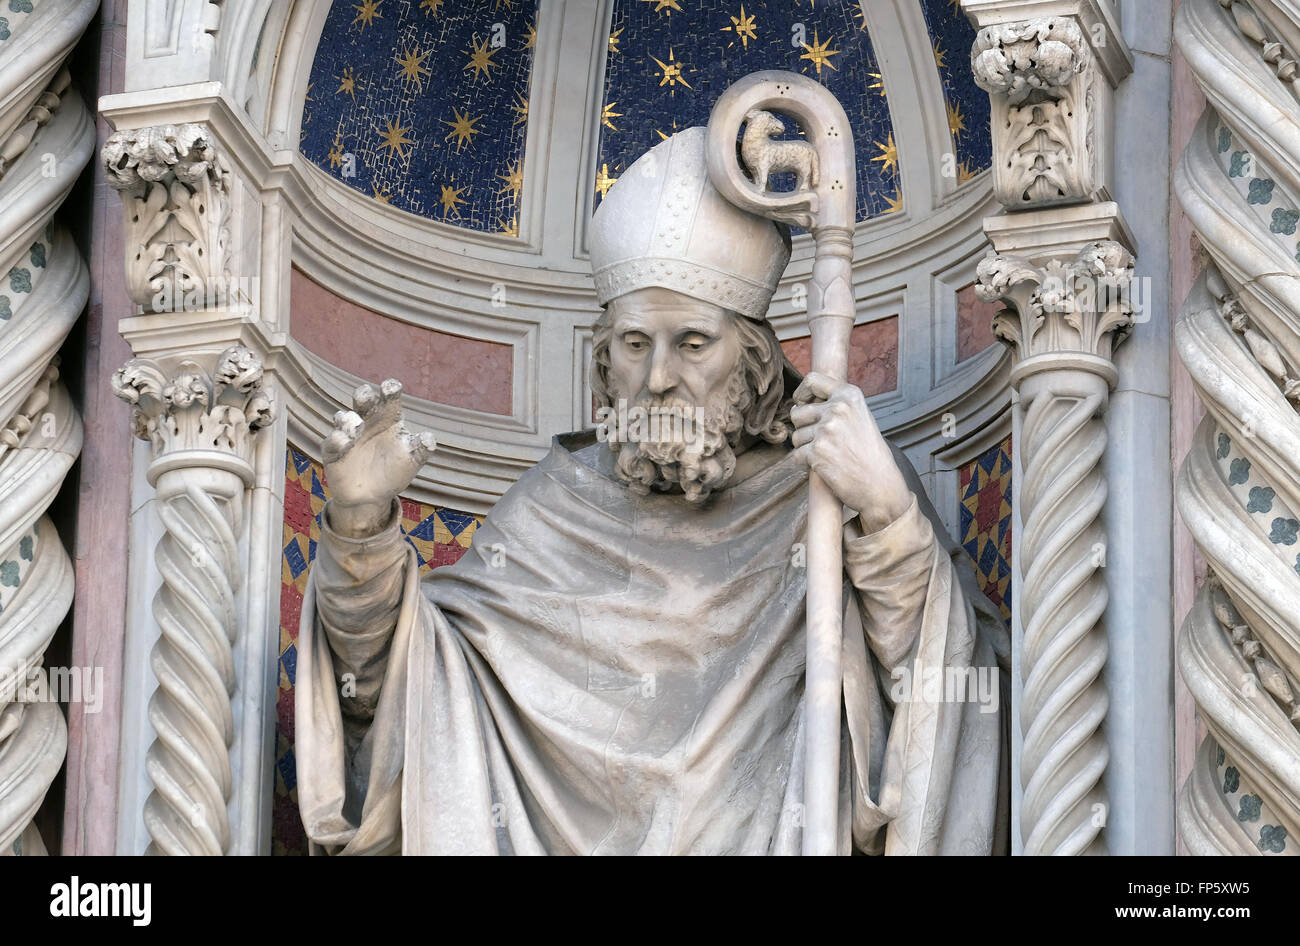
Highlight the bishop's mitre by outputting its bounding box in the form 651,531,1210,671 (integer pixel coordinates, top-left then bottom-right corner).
590,126,792,321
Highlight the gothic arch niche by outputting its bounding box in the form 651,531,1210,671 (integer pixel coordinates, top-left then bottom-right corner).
263,0,1007,503
246,0,1012,853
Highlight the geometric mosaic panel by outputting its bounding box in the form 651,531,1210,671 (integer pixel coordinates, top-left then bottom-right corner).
299,0,538,233
274,445,484,855
596,0,902,220
958,434,1012,628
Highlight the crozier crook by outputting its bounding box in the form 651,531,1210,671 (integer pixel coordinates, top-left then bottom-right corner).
706,70,857,856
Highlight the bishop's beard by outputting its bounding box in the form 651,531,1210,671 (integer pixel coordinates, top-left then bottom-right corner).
603,363,754,504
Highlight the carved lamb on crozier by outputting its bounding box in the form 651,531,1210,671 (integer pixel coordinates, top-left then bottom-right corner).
741,108,819,193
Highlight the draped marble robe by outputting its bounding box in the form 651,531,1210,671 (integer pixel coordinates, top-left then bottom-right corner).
296,432,1010,855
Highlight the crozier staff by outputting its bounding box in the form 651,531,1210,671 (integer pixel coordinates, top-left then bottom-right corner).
705,71,860,854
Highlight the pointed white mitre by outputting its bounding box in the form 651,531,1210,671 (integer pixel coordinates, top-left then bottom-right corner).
590,126,791,320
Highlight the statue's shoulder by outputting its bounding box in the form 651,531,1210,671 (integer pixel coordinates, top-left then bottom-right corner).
555,428,601,457
548,429,608,476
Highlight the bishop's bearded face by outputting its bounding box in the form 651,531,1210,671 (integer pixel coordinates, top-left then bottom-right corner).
591,286,792,503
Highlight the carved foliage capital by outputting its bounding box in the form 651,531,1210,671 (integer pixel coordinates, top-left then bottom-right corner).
112,346,273,469
976,240,1135,362
972,17,1090,103
102,123,232,311
971,16,1096,207
102,123,228,195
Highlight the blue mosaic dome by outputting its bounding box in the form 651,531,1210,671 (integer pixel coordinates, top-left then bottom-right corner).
299,0,538,232
298,0,991,233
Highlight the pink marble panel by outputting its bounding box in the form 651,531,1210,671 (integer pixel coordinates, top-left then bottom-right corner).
780,316,899,397
290,268,514,416
63,0,133,856
957,281,1002,362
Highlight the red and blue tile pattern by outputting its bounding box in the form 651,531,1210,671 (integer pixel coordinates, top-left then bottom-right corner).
275,445,483,855
959,435,1013,627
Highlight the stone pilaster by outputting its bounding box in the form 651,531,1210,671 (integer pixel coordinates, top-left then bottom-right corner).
965,0,1137,854
101,85,290,854
112,347,272,855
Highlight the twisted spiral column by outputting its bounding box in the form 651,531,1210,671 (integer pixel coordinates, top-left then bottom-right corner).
144,475,244,855
1174,0,1300,854
1015,368,1111,855
977,241,1135,855
0,0,98,856
113,350,272,855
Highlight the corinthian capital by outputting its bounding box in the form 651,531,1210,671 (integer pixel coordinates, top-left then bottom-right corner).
102,123,233,311
976,240,1135,364
111,346,272,480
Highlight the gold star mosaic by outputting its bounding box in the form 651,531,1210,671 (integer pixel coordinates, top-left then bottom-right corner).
596,0,903,221
300,0,538,233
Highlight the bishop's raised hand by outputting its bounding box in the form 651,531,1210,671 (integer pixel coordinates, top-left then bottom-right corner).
322,378,437,539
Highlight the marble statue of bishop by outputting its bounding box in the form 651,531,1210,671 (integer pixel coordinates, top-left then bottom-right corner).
296,127,1009,855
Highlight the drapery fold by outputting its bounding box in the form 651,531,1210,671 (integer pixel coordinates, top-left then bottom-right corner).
297,435,1007,855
